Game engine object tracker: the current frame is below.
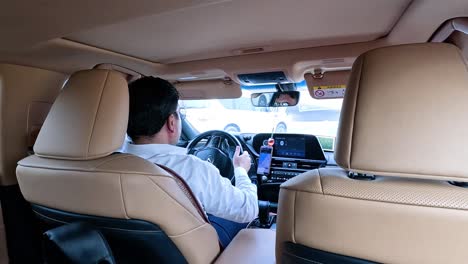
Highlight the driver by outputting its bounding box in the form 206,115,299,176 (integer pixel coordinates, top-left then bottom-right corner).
125,76,258,247
273,92,298,106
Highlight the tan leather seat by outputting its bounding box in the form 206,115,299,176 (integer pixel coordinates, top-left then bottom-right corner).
16,69,220,263
276,43,468,264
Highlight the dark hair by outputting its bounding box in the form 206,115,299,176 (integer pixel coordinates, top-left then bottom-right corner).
127,77,180,141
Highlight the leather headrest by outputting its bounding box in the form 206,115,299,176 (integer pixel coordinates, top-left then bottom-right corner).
34,70,129,160
335,43,468,182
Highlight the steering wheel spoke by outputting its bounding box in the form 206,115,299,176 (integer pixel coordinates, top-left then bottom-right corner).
187,148,198,155
206,135,222,149
186,130,243,182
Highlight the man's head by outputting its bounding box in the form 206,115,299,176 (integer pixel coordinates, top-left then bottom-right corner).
127,77,182,145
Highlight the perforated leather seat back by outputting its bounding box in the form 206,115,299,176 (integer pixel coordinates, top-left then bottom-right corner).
276,43,468,264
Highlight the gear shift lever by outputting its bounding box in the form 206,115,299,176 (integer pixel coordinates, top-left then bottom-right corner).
258,200,271,227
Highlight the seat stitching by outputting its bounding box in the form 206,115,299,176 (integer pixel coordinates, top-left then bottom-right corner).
119,173,129,219
33,210,162,233
293,189,468,211
94,154,136,168
168,223,212,238
35,152,116,160
17,163,173,177
281,186,321,194
147,176,204,227
317,169,324,194
157,164,209,222
86,71,109,159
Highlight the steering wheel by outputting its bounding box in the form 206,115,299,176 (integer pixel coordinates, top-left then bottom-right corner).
187,130,243,182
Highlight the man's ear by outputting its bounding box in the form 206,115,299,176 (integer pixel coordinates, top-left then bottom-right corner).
166,114,176,133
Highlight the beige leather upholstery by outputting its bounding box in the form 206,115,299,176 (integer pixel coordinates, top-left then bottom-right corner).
27,102,53,148
0,64,66,185
277,43,468,264
335,43,468,182
17,154,220,263
34,70,129,160
277,169,468,264
215,229,276,264
16,69,220,263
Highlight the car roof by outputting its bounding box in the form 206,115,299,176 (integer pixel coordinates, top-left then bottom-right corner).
1,1,467,88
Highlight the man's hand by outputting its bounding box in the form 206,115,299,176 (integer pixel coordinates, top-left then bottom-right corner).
233,146,251,172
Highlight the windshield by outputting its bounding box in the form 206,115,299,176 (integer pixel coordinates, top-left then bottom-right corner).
181,82,343,151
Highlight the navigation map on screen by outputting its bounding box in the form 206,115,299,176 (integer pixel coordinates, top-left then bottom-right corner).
257,146,273,175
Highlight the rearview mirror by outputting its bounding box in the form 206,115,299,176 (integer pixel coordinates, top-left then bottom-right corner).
251,91,300,107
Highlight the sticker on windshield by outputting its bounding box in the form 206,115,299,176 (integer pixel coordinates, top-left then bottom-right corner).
312,85,346,99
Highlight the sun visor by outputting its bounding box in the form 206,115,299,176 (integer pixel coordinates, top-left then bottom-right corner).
305,70,350,99
175,79,242,100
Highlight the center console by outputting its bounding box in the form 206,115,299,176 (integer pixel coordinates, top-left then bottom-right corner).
253,133,327,203
248,200,277,229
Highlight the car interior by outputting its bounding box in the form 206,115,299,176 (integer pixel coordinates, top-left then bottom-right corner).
2,1,468,263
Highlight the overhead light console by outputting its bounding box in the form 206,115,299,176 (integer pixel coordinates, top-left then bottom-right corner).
237,71,291,85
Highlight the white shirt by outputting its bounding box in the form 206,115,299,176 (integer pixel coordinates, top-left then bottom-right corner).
125,143,259,223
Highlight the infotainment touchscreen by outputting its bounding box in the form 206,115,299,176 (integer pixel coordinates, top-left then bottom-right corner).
274,136,306,158
252,133,327,161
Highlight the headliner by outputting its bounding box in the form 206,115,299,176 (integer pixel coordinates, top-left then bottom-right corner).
1,0,468,81
66,0,410,63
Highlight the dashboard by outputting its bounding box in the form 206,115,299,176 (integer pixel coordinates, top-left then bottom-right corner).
238,133,329,203
252,133,326,161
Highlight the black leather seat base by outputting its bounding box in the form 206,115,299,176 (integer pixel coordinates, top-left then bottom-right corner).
32,204,187,264
282,242,379,264
43,222,116,264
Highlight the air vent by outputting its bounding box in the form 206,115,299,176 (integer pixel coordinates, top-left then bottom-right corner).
321,58,345,64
